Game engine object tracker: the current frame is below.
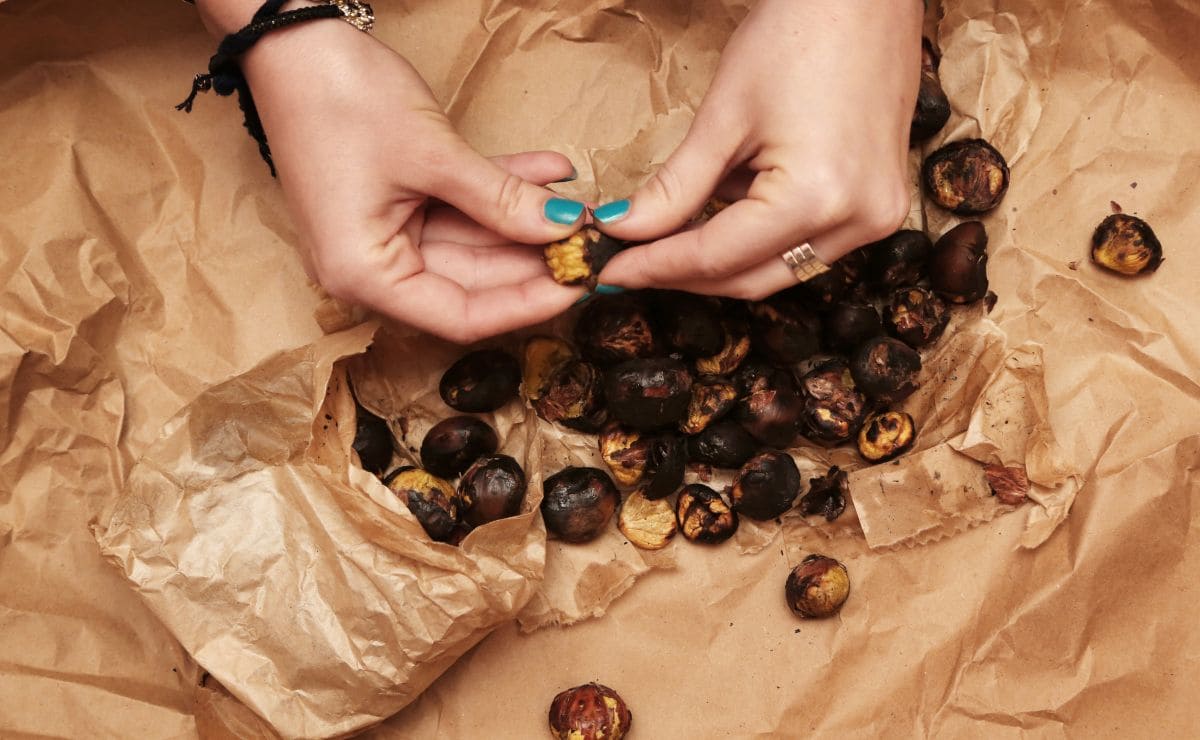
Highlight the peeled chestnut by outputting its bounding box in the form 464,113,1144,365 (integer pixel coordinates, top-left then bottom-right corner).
695,319,752,376
618,489,677,550
911,38,952,144
785,554,850,619
352,402,393,476
887,287,950,348
458,454,527,528
799,466,848,522
522,335,575,402
799,360,867,445
749,297,822,365
731,451,802,520
384,467,462,543
858,410,917,463
548,683,632,740
686,420,759,470
865,230,934,289
735,366,805,448
676,484,739,543
439,349,521,413
543,227,624,288
598,422,651,488
922,139,1010,215
604,358,693,430
574,294,659,365
534,358,608,433
850,337,921,404
823,302,883,355
931,221,989,304
419,416,499,479
1091,213,1163,276
652,291,725,357
541,467,620,544
680,378,739,435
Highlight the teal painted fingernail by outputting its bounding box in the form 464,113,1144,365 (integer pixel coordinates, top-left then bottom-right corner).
594,284,625,295
553,166,578,184
593,199,630,224
545,198,585,225
573,291,594,306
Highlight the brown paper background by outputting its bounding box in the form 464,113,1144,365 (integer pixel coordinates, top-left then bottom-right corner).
3,0,1200,737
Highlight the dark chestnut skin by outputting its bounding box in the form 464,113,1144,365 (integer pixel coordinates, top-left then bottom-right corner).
533,358,608,433
643,434,687,500
384,467,462,543
922,138,1010,215
438,349,521,413
749,297,822,365
798,360,867,445
419,416,499,479
686,420,759,469
823,302,884,356
695,319,752,376
651,290,725,357
573,294,659,365
676,484,739,543
458,454,527,528
931,221,989,304
850,337,922,404
864,230,934,290
799,466,848,522
786,554,850,619
604,358,693,430
548,683,632,740
731,451,802,521
1091,213,1164,276
352,402,393,476
541,467,620,544
911,38,952,144
790,261,848,312
735,366,805,448
543,227,625,289
887,287,950,348
680,377,739,435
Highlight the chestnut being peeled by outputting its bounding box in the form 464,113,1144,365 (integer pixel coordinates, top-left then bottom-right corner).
1091,213,1163,276
544,227,624,288
922,139,1010,214
548,683,632,740
541,467,620,544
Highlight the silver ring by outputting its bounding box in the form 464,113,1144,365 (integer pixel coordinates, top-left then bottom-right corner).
780,243,831,283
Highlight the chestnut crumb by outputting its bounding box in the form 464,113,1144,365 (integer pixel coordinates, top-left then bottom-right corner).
785,554,850,619
548,683,631,740
985,464,1030,506
618,490,678,550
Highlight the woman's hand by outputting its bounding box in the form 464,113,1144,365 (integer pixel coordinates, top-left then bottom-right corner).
593,0,923,300
197,1,588,343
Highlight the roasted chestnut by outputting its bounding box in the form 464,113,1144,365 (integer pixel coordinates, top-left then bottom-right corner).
850,337,921,404
573,294,659,365
676,484,738,543
686,420,760,470
618,489,678,550
857,410,917,463
439,349,521,412
604,358,693,430
931,221,989,304
598,422,651,488
533,358,608,433
823,301,884,355
785,554,850,619
911,38,952,143
548,683,632,740
731,451,802,520
643,434,687,500
799,466,848,522
695,319,752,376
1091,213,1163,276
865,230,934,290
419,416,499,479
799,360,867,445
791,262,848,312
735,366,805,448
352,402,393,476
680,378,739,435
749,297,822,365
887,287,950,348
922,139,1010,215
652,291,725,357
543,227,624,288
541,467,620,543
458,454,527,528
522,335,575,402
384,467,462,543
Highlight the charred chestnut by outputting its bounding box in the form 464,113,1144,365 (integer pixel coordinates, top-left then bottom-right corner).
652,291,725,357
865,230,934,290
643,434,687,500
731,451,802,520
785,554,850,619
604,358,693,430
823,302,883,355
911,38,951,143
522,335,575,402
749,297,822,365
618,489,678,550
574,294,659,365
419,416,499,479
676,484,739,543
931,221,989,304
792,262,848,312
695,319,752,376
541,467,620,543
543,227,624,288
857,410,917,463
799,467,848,522
533,359,608,433
352,402,393,476
439,349,521,413
799,360,867,445
686,420,760,470
598,422,651,488
1091,213,1163,276
735,366,805,448
680,378,739,435
458,454,527,528
384,467,462,543
850,337,922,404
922,139,1010,215
887,287,950,348
548,683,632,740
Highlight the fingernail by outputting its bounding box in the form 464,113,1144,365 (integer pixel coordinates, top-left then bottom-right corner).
553,166,578,184
594,284,625,295
593,199,630,224
545,198,585,225
573,290,594,306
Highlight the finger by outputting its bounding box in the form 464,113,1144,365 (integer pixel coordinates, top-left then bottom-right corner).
421,240,550,290
488,151,576,187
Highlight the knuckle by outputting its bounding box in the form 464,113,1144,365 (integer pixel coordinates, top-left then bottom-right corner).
647,164,685,207
494,173,527,222
861,185,911,241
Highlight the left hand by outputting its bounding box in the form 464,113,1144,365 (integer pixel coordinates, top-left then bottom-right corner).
592,0,923,300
